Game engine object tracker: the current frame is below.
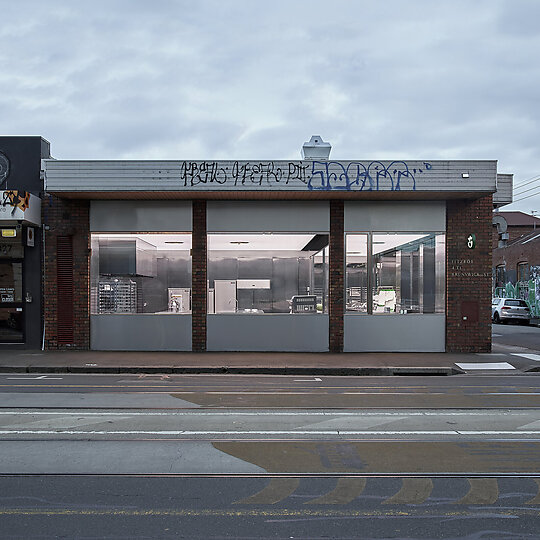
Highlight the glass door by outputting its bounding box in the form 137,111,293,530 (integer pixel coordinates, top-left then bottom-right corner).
0,260,24,342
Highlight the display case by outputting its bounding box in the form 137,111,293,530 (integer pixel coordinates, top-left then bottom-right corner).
98,278,137,313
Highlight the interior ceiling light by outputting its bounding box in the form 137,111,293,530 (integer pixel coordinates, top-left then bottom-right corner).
164,241,184,244
1,229,16,237
230,241,249,245
462,172,470,178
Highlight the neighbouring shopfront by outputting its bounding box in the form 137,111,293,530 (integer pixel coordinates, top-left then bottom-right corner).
39,137,512,353
0,137,50,350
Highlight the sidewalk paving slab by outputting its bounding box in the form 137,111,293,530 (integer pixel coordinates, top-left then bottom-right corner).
0,350,514,376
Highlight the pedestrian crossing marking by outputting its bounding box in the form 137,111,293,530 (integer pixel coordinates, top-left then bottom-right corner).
512,353,540,362
306,478,366,505
235,478,300,505
526,479,540,505
457,478,499,505
233,477,539,506
455,362,515,370
382,478,433,505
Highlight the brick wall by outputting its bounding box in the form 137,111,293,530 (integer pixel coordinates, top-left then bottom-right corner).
446,196,492,352
329,200,344,353
43,195,90,349
493,225,540,249
493,237,540,284
40,195,494,354
192,200,207,351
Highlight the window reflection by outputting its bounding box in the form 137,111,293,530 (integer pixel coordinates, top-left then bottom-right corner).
208,234,329,314
346,233,445,314
345,234,368,312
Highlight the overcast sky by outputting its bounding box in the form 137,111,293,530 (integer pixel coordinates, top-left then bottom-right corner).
1,0,538,211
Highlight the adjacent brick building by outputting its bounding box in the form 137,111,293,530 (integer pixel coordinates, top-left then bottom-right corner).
492,212,540,318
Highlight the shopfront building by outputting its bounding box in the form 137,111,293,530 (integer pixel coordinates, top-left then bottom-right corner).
40,138,512,353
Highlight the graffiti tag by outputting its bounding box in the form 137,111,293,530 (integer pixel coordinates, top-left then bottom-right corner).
176,160,432,190
180,161,312,187
308,161,432,191
494,265,540,318
1,190,30,215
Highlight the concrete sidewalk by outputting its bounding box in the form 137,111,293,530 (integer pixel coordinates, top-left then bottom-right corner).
0,349,525,376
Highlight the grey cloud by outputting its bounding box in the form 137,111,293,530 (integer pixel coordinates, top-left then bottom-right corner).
1,0,539,209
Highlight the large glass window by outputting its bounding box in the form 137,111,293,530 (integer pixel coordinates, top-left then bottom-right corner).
208,234,329,314
90,234,192,314
346,233,445,314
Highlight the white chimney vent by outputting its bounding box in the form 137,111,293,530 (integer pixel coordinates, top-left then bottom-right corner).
301,135,331,160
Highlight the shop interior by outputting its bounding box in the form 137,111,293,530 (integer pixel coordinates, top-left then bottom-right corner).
91,233,329,315
346,233,445,314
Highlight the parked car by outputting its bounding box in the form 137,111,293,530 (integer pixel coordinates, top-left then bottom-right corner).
492,298,530,325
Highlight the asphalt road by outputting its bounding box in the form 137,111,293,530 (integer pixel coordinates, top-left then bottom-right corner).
1,364,539,538
1,475,539,539
1,372,540,408
492,320,540,352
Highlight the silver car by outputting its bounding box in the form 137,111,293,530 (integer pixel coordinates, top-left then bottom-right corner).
492,297,530,325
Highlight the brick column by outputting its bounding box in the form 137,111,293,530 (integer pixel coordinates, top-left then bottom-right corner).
43,195,90,350
446,196,493,352
329,200,344,352
192,200,207,351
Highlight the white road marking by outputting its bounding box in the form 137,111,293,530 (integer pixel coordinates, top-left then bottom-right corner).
519,420,540,429
0,411,529,416
6,416,132,429
294,377,322,382
455,362,515,370
490,393,540,395
0,430,539,436
512,353,540,362
6,376,63,380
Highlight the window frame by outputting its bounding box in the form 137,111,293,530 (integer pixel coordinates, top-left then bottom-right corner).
517,261,529,283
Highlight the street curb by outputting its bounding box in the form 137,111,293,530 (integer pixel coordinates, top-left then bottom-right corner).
0,366,464,376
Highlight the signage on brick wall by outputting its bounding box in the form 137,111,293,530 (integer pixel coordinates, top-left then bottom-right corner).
449,258,491,278
467,234,476,249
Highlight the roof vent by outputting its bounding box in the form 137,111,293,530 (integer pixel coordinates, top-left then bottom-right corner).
301,135,331,161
